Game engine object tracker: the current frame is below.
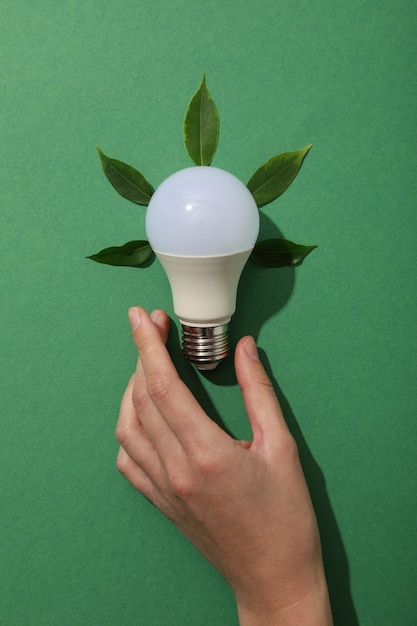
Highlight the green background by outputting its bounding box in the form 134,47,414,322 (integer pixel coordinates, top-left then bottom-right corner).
1,1,416,624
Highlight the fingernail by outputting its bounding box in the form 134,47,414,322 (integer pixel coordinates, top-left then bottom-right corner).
150,309,161,323
244,336,260,361
128,307,141,332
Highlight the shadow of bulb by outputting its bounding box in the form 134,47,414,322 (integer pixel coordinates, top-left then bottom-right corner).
146,166,260,370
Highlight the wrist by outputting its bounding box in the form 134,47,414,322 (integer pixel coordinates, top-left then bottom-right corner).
236,570,333,626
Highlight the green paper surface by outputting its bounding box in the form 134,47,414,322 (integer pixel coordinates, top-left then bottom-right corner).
1,1,416,624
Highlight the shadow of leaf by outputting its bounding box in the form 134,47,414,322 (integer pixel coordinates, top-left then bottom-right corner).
204,211,296,386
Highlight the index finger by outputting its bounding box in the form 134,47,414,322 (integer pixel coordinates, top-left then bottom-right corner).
128,307,226,452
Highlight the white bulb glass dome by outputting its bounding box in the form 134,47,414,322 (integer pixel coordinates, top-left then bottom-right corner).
145,166,260,371
146,166,259,256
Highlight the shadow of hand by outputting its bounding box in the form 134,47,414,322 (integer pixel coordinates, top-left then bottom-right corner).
261,350,359,626
167,323,359,625
167,321,235,437
163,208,359,623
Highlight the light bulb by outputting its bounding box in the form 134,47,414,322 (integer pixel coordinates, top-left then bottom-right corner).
146,166,259,370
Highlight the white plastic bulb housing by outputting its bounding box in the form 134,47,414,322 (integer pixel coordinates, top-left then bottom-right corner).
146,166,260,370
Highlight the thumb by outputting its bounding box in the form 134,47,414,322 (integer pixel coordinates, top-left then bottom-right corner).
234,336,291,452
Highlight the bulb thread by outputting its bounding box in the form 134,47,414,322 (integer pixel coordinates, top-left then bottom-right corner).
181,324,228,370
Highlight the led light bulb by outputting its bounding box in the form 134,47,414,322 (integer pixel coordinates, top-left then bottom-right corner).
146,166,259,370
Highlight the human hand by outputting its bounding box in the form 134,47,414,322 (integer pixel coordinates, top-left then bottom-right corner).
116,307,332,625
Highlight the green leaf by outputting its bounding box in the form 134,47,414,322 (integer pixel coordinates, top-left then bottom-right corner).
97,147,154,206
183,75,219,165
251,238,317,268
247,144,312,207
87,240,154,267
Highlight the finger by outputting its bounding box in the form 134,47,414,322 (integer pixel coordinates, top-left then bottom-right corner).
131,308,183,456
116,446,158,501
234,336,292,454
128,307,226,454
116,448,180,524
116,375,165,486
116,447,174,518
148,308,170,344
129,309,186,460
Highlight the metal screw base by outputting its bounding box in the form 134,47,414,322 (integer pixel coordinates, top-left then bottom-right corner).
181,324,229,371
